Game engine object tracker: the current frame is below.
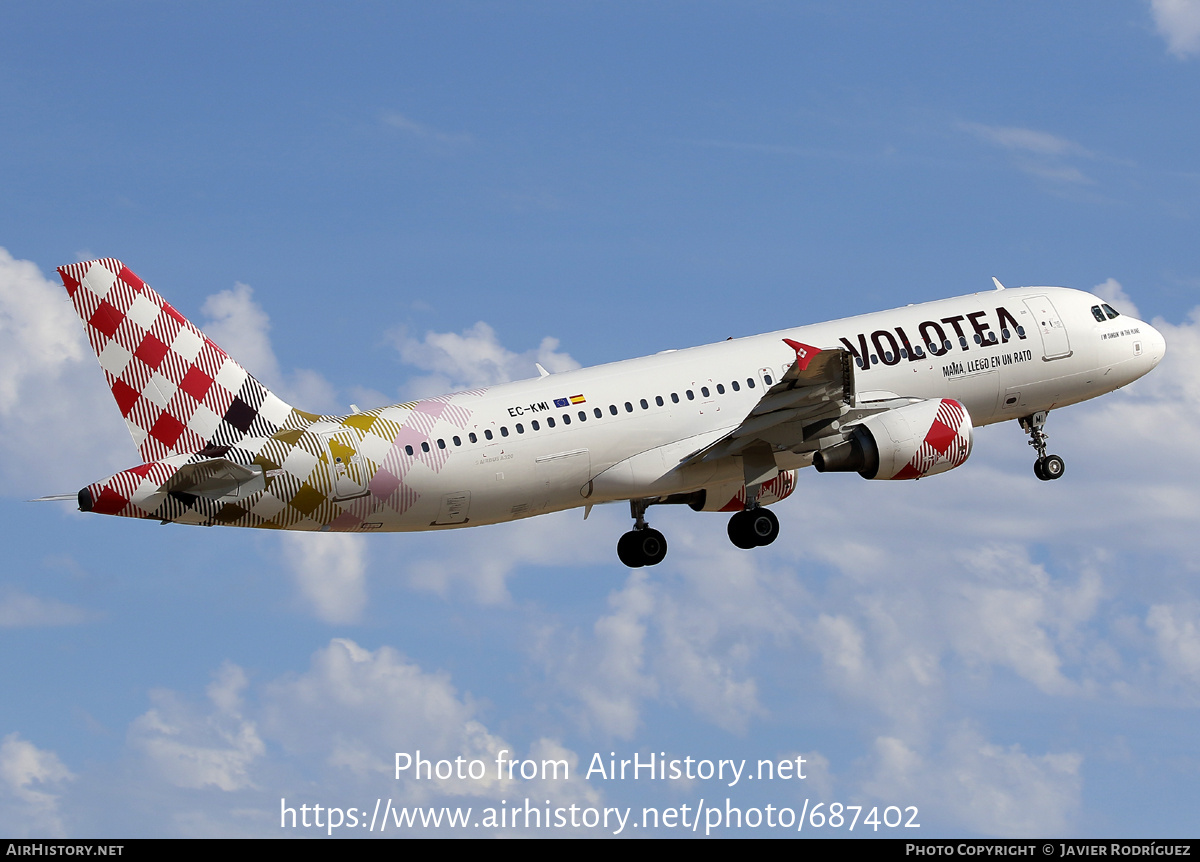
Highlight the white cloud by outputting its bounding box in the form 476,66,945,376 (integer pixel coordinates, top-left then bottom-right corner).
259,639,599,811
280,532,369,623
0,733,75,837
536,526,807,737
128,662,265,792
391,321,580,398
1150,0,1200,57
0,589,93,628
551,571,659,738
200,283,338,413
864,727,1082,836
401,508,611,604
380,111,472,145
102,640,601,835
1146,602,1200,687
0,247,130,491
958,122,1095,185
959,123,1091,157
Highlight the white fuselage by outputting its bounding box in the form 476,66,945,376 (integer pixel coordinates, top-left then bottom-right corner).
360,286,1164,531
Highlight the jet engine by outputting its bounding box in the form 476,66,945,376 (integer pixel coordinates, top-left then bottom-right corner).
812,398,972,480
687,469,798,512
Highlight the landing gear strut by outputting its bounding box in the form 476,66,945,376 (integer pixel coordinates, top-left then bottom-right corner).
727,506,780,549
616,499,668,568
1020,411,1065,481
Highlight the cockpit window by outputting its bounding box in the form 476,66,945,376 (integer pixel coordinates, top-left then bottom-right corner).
1091,305,1106,323
1103,303,1120,320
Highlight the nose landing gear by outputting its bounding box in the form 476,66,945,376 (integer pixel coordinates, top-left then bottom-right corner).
1020,412,1065,481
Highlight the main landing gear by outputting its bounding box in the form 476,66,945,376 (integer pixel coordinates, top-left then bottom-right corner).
1020,411,1065,481
616,497,783,567
727,507,780,549
616,499,668,568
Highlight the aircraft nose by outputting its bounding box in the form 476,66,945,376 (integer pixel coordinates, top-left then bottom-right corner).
1142,320,1167,369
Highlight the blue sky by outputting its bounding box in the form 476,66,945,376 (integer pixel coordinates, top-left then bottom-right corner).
2,1,1200,837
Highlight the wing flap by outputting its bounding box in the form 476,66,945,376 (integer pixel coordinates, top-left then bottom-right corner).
682,342,855,465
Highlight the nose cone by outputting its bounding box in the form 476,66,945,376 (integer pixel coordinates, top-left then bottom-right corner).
1140,320,1167,371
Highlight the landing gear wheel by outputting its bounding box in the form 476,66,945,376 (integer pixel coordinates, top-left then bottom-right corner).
728,508,780,549
1020,412,1065,483
749,508,779,545
728,511,758,549
617,528,668,567
638,528,668,566
1041,454,1065,480
617,531,645,568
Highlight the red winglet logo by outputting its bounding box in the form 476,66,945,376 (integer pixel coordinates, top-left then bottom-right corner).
783,338,821,372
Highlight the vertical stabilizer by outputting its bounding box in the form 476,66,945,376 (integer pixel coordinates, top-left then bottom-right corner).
57,259,309,462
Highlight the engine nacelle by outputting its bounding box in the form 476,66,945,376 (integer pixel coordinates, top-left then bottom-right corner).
688,469,798,512
812,398,972,480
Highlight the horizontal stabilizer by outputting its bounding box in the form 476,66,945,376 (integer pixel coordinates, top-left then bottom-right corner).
163,458,265,501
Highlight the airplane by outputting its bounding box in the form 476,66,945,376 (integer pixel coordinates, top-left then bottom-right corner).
55,259,1165,567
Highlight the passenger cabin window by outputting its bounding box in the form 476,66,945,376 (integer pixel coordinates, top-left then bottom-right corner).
625,402,633,413
763,374,773,385
421,442,430,453
701,387,710,397
640,398,648,410
594,407,602,418
731,380,740,391
578,411,587,421
716,384,725,394
610,404,618,415
531,420,539,431
671,393,679,403
562,414,571,425
747,378,756,389
469,433,477,443
405,445,414,456
484,429,493,440
453,436,461,446
655,396,664,406
437,438,446,449
500,427,509,437
686,390,694,400
547,417,556,428
515,424,524,434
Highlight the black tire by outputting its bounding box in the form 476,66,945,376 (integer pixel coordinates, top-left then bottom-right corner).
748,508,779,546
727,511,758,549
1042,454,1065,480
616,531,645,567
638,528,668,566
1034,458,1048,481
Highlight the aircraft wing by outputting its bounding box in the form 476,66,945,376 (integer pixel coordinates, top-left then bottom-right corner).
681,340,855,466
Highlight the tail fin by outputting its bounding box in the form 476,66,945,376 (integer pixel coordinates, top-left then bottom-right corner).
57,258,309,462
